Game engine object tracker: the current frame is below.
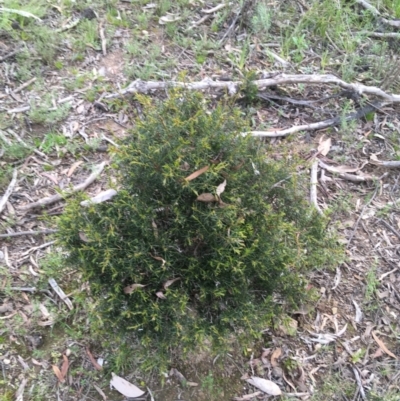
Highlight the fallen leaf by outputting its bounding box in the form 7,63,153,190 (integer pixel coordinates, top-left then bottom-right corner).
372,331,397,359
246,377,281,396
159,13,181,24
150,254,165,267
270,348,282,367
80,189,118,206
124,284,146,294
93,384,107,400
52,365,65,383
318,137,331,156
67,161,83,177
86,348,103,370
216,179,227,197
324,164,359,173
185,166,209,181
41,173,58,185
61,354,69,379
196,193,217,202
156,291,167,299
163,277,180,289
110,373,145,398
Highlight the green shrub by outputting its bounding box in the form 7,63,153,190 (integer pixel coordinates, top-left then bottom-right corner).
57,91,341,364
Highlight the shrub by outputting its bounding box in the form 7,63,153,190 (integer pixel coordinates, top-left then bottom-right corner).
57,91,341,364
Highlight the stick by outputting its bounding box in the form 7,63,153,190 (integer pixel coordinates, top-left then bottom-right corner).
248,102,384,138
19,162,105,211
310,161,323,215
0,229,58,239
104,74,400,102
0,169,17,215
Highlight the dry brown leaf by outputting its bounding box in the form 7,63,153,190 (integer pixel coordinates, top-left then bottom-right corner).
216,179,227,197
326,164,359,173
67,161,83,177
93,384,107,401
156,291,167,299
150,254,166,267
86,348,103,370
270,348,282,367
372,331,397,359
110,373,145,398
163,277,180,289
196,193,217,202
185,166,209,181
318,137,331,156
61,354,69,379
52,365,65,383
41,173,58,185
123,284,146,294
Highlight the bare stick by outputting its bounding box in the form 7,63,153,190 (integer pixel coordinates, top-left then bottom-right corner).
19,162,105,211
310,161,323,215
0,229,58,239
355,0,400,27
248,102,384,138
105,75,400,102
0,169,17,215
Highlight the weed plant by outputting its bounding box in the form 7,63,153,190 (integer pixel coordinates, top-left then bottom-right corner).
57,91,341,368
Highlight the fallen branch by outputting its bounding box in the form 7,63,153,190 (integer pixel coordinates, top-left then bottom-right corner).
0,229,58,239
318,160,377,182
19,162,105,211
0,169,17,215
104,75,400,102
355,0,400,28
370,155,400,168
247,102,384,138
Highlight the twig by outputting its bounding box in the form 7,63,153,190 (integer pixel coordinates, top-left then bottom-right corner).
19,162,105,211
352,366,367,400
7,129,46,158
0,169,17,215
248,102,384,137
375,218,400,240
10,287,37,292
0,45,23,62
12,77,36,94
0,229,58,239
318,160,377,182
310,161,323,215
355,0,400,27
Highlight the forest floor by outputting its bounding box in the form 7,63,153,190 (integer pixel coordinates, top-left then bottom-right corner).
0,1,400,400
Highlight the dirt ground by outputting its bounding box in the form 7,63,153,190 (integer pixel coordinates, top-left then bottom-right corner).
0,1,400,400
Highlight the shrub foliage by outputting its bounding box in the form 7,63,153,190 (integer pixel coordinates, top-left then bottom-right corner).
57,91,340,356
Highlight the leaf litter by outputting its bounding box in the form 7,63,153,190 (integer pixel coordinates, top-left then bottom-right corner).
1,0,400,400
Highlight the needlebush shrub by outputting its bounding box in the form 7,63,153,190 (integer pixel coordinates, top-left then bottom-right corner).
57,91,341,359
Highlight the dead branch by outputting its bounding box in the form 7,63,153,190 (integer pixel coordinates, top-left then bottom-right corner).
0,229,58,239
370,155,400,168
19,162,106,211
104,75,400,102
355,0,400,28
310,161,323,215
0,169,17,215
247,102,384,138
319,160,377,182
